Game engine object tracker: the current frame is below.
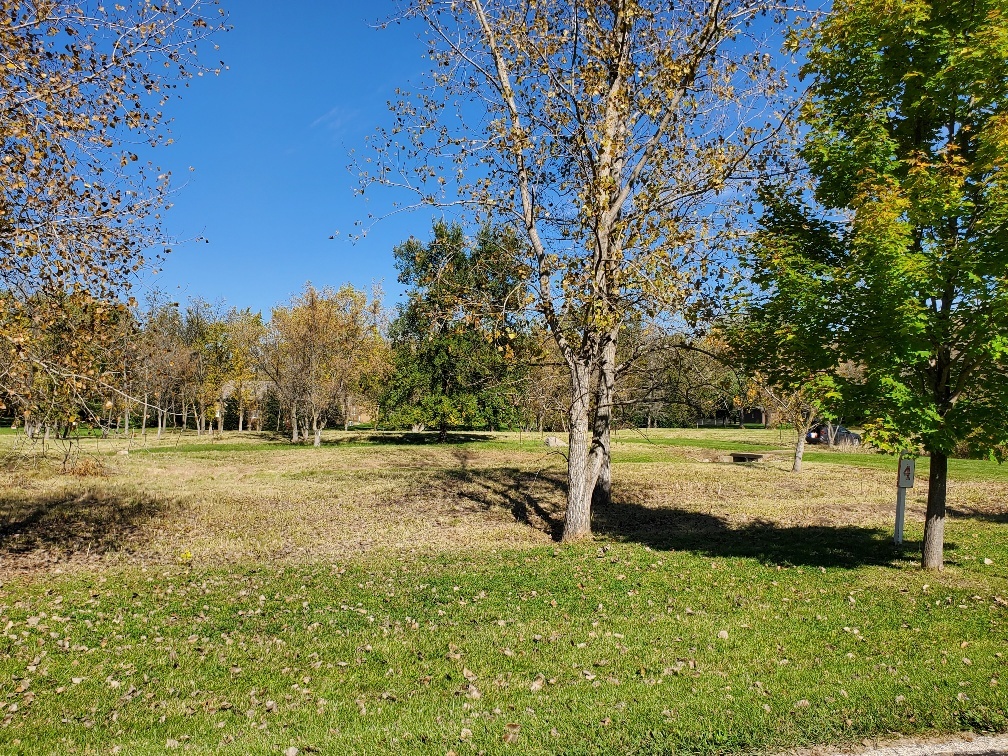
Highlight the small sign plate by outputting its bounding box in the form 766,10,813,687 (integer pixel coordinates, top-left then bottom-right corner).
897,457,915,488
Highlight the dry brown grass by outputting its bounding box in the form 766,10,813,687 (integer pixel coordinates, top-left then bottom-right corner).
0,430,1005,576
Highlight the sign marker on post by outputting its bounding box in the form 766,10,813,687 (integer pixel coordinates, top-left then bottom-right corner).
895,456,915,544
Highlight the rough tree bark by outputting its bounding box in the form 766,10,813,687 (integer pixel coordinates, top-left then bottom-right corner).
564,361,594,541
922,451,948,570
591,335,617,509
312,411,322,447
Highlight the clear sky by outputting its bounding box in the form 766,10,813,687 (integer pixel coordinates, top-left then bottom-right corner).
138,1,434,316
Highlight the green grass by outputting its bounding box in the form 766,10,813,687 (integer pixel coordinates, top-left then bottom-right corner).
1,541,1006,755
1,428,1006,753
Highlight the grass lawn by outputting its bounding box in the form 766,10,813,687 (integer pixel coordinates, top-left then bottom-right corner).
0,429,1005,754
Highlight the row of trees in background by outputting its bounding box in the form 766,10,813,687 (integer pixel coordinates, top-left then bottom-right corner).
2,226,763,449
3,284,387,448
1,0,226,443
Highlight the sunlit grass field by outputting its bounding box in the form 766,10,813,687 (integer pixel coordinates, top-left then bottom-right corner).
0,428,1005,754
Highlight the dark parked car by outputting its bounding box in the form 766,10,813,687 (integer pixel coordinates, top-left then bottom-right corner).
806,423,861,446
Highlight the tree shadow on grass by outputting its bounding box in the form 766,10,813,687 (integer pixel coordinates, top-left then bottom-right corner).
592,499,920,569
947,505,1008,525
439,467,566,540
0,488,167,567
438,466,930,568
342,431,499,446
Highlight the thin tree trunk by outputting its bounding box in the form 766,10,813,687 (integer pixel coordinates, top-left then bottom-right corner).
291,402,299,444
141,393,149,437
563,362,593,542
922,451,948,570
792,434,806,473
313,415,322,447
238,399,244,432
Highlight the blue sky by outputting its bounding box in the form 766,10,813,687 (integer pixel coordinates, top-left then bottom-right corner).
139,1,434,315
140,2,805,318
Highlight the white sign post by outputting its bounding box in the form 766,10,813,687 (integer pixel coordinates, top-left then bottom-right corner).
895,456,915,544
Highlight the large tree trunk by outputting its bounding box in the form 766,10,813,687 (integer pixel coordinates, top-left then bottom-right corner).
563,362,593,541
591,335,617,509
922,451,948,570
313,413,322,447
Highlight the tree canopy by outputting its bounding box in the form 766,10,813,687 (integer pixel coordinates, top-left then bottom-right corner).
384,221,530,440
1,0,226,428
762,0,1008,568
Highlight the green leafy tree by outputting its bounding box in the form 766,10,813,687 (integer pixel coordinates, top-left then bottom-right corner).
780,0,1008,568
736,189,848,471
384,222,529,441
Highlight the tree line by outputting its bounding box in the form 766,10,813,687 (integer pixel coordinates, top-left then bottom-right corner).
2,221,764,449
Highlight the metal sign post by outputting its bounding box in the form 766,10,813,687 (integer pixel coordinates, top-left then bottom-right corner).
895,456,915,544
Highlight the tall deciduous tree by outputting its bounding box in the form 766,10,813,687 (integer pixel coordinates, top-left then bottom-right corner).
779,0,1008,568
736,188,847,472
225,308,266,432
1,1,226,423
263,283,385,447
384,222,529,440
365,0,796,539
